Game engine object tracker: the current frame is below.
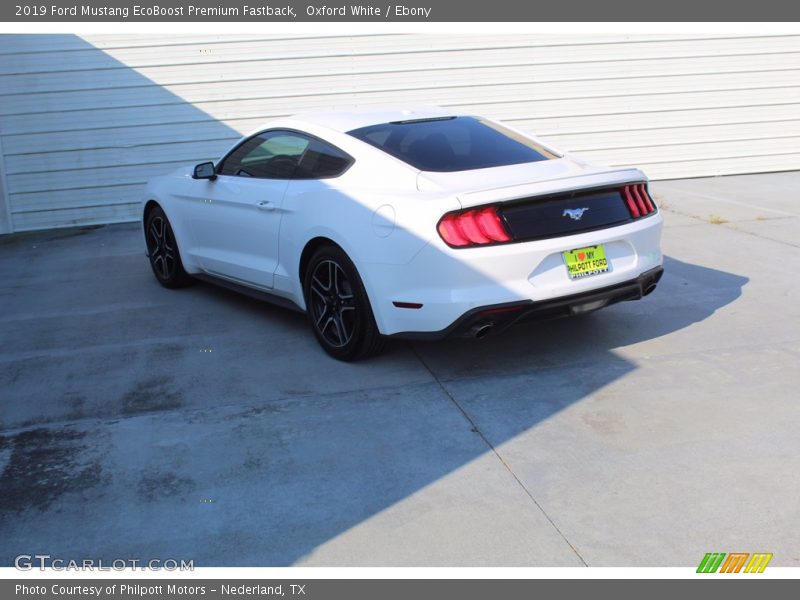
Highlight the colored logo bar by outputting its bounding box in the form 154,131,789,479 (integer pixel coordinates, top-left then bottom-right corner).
697,553,773,573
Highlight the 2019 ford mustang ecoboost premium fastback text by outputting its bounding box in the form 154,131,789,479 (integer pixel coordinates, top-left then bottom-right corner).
143,108,663,361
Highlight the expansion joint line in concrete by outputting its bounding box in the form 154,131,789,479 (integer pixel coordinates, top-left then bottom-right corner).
409,345,589,567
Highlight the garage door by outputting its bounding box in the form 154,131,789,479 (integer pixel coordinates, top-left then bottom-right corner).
0,33,798,232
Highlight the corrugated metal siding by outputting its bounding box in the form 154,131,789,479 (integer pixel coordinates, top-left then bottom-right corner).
0,33,798,232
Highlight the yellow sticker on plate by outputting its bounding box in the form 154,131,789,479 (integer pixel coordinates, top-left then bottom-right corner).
563,244,609,280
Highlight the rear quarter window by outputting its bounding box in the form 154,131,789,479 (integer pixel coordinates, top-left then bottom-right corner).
293,138,353,179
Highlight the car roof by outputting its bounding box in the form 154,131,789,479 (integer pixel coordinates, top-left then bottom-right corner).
283,106,463,133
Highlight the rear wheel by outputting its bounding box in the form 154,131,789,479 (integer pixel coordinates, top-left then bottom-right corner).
303,245,385,361
144,205,193,288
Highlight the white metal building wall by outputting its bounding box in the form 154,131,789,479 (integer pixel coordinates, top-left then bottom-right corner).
0,33,798,233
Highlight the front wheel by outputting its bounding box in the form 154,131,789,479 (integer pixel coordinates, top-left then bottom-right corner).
144,205,193,289
303,245,385,361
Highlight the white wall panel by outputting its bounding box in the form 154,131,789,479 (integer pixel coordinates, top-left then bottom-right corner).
0,33,797,232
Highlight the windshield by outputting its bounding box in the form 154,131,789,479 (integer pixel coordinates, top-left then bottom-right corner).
347,116,559,172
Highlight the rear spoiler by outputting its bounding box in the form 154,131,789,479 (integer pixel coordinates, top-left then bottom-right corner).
455,167,647,209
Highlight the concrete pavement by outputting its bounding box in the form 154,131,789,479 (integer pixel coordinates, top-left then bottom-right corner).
1,172,798,566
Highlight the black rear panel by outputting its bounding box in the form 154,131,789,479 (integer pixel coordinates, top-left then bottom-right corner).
499,187,634,242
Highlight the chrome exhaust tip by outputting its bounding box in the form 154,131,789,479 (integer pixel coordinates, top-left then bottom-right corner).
469,322,494,339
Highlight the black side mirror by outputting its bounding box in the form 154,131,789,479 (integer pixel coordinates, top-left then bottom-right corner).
193,161,217,180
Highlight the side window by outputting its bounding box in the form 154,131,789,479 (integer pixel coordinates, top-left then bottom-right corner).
219,131,309,179
294,138,353,179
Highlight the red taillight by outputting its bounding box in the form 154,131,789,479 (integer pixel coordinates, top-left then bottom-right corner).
437,216,470,247
455,212,491,245
622,183,656,219
475,208,511,242
640,185,655,213
623,186,641,218
438,206,512,248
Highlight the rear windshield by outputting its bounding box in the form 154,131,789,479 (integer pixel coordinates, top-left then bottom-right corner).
347,116,558,172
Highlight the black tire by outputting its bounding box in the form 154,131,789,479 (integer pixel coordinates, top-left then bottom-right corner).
303,245,386,361
144,205,193,289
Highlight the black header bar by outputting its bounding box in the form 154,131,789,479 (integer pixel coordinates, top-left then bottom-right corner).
3,0,800,22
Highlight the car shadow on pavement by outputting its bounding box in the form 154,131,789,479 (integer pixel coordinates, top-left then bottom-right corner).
411,255,748,377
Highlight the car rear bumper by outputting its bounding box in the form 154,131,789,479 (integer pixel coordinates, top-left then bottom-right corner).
388,265,663,340
360,212,663,336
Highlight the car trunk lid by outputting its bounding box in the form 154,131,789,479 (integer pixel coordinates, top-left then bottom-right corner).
421,160,654,244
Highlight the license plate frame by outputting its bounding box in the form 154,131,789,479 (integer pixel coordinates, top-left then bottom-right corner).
562,244,609,280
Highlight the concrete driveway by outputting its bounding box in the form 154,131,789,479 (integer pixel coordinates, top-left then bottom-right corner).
1,172,798,567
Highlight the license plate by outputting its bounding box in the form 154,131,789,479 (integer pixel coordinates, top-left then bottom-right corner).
562,244,609,280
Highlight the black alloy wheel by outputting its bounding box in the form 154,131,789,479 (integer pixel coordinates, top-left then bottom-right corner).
145,205,192,288
304,245,385,361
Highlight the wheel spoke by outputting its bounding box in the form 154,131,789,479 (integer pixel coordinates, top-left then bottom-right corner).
153,255,165,278
339,276,353,301
163,226,175,250
328,261,337,294
311,276,328,300
320,315,335,336
148,225,160,252
334,264,348,296
314,305,329,327
333,310,351,344
340,293,355,311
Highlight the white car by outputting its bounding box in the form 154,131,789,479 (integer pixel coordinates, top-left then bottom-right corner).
143,108,663,360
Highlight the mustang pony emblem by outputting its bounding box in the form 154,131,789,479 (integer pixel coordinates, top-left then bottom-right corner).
563,207,590,220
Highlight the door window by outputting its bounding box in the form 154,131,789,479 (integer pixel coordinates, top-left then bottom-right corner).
219,131,309,179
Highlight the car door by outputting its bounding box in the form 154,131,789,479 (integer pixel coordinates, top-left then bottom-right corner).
187,130,310,289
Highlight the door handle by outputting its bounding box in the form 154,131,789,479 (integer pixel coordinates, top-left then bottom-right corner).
256,201,276,211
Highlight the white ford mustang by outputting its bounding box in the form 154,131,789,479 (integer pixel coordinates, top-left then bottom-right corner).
143,108,663,360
